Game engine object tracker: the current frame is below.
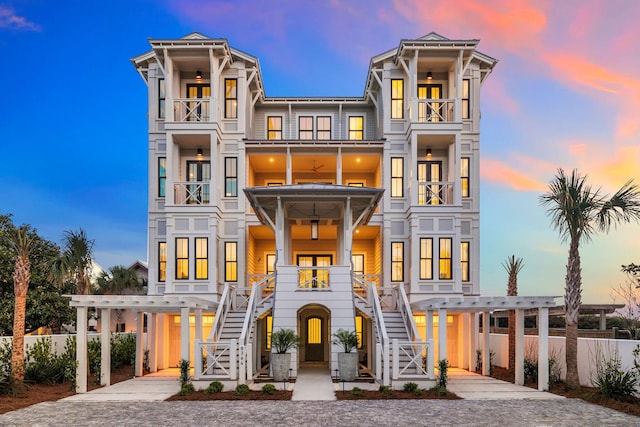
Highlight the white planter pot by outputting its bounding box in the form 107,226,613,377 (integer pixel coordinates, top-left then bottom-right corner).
271,353,291,381
337,352,358,381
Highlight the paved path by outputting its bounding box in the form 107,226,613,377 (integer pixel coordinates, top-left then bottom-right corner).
292,367,336,401
447,370,564,400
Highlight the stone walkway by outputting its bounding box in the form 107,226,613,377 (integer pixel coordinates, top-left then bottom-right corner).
292,367,336,401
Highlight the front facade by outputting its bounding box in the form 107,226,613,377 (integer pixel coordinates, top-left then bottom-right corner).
129,32,500,385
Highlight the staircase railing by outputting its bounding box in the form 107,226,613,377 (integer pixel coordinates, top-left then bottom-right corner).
208,283,231,342
393,285,421,342
369,281,390,386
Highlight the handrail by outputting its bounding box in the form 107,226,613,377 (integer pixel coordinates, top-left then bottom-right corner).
207,283,231,341
394,285,421,342
173,98,210,122
173,181,210,205
369,281,388,347
417,181,454,205
417,98,454,122
239,272,275,347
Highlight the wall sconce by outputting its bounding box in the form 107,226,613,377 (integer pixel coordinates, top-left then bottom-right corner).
426,71,433,80
196,70,203,81
196,148,204,160
311,220,319,240
426,148,432,159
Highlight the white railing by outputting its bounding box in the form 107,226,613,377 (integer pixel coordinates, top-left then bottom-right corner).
173,98,210,122
417,99,454,122
393,285,421,342
392,339,432,378
194,339,237,380
173,182,210,205
417,181,454,205
369,281,390,385
207,283,231,342
298,267,330,289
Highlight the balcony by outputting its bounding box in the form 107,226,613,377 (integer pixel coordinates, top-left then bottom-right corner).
173,182,210,204
173,98,210,122
417,99,454,122
417,182,454,205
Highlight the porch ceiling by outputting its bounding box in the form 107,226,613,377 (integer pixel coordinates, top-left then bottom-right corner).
66,295,217,312
411,295,560,313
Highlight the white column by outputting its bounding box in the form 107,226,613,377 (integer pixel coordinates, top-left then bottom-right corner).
469,313,478,371
426,310,434,372
148,312,158,373
76,306,88,393
180,307,190,362
100,308,111,386
194,309,203,343
538,307,549,391
438,308,447,361
135,312,144,377
461,312,470,370
482,311,490,376
515,308,524,385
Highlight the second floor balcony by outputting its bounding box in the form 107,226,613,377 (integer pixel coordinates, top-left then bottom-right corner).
417,99,454,123
173,98,211,122
417,182,454,205
174,181,210,204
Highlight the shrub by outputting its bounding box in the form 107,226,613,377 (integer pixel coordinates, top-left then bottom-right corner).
88,339,101,384
261,383,276,395
403,382,418,393
235,383,250,396
24,337,68,384
270,329,300,354
438,359,449,389
351,386,362,397
592,353,638,401
523,358,538,383
0,341,11,376
179,383,195,396
205,381,224,395
429,385,447,396
378,385,392,395
0,369,19,397
178,359,191,389
111,333,136,370
332,329,358,353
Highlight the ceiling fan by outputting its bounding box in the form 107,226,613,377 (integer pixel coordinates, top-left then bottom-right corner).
309,160,325,174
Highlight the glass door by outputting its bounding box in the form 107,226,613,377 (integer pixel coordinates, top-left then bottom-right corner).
186,160,211,204
418,84,442,122
297,255,332,288
418,161,442,205
186,84,211,121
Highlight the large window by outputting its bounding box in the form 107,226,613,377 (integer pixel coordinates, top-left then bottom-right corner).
195,238,208,280
391,242,404,282
461,241,470,282
267,116,282,140
299,116,313,140
391,79,404,119
316,116,331,139
349,116,363,140
225,157,237,197
355,315,363,349
391,157,404,197
462,79,470,119
158,157,166,197
420,238,433,280
461,157,470,198
225,242,238,282
439,238,452,280
158,78,165,119
352,254,364,275
158,242,166,282
225,78,237,119
175,238,189,280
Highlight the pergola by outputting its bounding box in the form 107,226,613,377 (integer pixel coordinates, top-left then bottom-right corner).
411,295,559,390
67,295,217,393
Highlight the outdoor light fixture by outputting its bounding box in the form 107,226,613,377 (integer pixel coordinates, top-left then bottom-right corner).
426,148,432,159
196,148,204,160
196,69,203,80
311,219,319,240
426,71,433,80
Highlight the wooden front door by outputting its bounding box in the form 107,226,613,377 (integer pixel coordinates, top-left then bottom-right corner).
305,316,324,362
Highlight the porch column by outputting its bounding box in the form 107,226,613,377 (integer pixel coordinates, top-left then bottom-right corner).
180,307,190,362
285,148,292,185
426,310,434,377
76,306,88,393
469,313,478,371
538,307,549,391
194,308,203,368
100,308,111,386
135,312,144,377
482,311,490,376
438,308,447,361
147,312,158,373
275,197,285,265
336,148,343,185
515,308,524,385
461,312,470,369
343,197,352,265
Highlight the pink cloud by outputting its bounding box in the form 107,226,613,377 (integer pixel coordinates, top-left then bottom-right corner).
481,158,547,191
0,6,40,31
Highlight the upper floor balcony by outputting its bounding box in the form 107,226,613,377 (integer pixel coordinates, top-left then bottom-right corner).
173,98,211,122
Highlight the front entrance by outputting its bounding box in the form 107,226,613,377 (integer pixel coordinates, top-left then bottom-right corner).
298,305,330,364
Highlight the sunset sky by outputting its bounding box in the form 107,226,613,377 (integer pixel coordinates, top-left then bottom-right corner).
1,0,638,304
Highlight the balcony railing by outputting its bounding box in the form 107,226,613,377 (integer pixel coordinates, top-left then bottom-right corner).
417,181,454,205
174,181,210,204
417,99,454,122
298,267,330,289
173,98,210,122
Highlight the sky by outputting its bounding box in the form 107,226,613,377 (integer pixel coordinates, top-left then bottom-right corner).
1,0,639,304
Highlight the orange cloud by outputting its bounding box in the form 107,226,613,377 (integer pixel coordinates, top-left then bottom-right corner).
481,158,547,191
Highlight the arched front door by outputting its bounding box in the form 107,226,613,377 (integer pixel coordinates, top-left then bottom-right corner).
305,316,324,361
299,306,330,364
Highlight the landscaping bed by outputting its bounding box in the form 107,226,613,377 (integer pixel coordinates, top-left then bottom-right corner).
167,389,292,401
335,387,461,400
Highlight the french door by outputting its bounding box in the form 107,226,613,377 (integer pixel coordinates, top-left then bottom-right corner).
297,255,332,288
186,160,211,204
418,161,443,205
186,84,211,121
418,84,442,122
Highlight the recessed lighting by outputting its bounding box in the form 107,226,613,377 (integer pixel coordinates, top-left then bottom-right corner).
356,158,361,163
269,158,274,162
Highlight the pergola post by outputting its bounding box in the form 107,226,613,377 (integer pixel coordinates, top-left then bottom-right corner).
147,312,158,372
76,306,88,393
461,312,470,370
469,313,478,371
538,307,549,391
135,312,144,376
482,311,490,376
180,307,190,362
515,308,524,385
100,308,111,386
438,308,447,362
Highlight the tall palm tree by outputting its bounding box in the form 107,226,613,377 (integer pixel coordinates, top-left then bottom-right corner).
50,229,95,295
503,255,524,374
540,168,640,389
11,226,34,381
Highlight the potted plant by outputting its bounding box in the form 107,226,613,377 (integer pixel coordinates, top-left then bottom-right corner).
332,329,359,381
270,328,300,381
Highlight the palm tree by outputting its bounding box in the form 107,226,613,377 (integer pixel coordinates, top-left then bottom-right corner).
96,265,145,295
50,229,95,295
10,226,34,381
540,168,640,389
503,255,524,374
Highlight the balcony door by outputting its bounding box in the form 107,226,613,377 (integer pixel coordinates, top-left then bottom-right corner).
186,84,211,121
297,255,332,288
418,84,442,122
418,161,442,205
186,160,211,204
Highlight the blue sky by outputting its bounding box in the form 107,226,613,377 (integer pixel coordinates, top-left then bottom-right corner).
1,0,639,304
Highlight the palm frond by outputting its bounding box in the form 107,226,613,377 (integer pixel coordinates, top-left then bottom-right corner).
597,180,640,232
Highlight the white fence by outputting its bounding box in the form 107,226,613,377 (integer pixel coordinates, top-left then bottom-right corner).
490,333,639,387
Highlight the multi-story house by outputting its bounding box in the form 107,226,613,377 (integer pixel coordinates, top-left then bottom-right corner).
69,32,559,393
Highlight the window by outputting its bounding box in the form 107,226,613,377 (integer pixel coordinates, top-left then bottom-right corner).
158,242,166,282
224,78,237,119
391,157,404,197
158,157,166,197
307,318,322,344
462,79,470,119
391,79,404,119
175,238,189,280
439,238,452,280
391,242,404,282
225,242,238,282
225,157,237,197
352,254,364,275
266,253,276,275
299,116,313,140
195,238,208,280
349,116,364,140
461,241,470,282
316,116,331,139
355,315,363,349
420,238,433,280
267,116,282,140
461,157,470,198
158,78,165,119
266,315,273,349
